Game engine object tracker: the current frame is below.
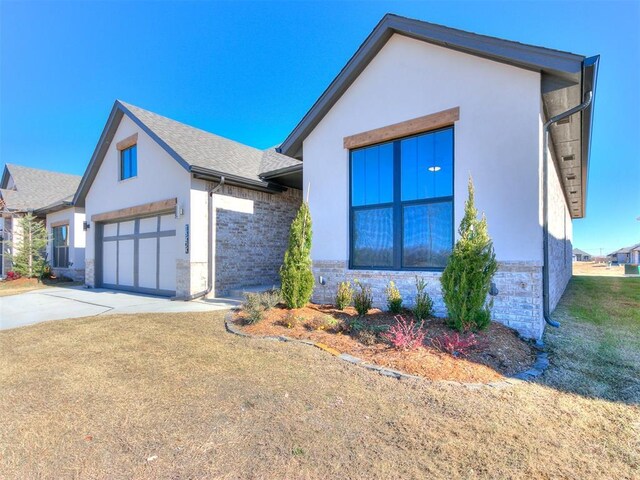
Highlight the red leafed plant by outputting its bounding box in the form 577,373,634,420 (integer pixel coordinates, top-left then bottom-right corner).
381,315,426,351
5,271,21,281
431,332,478,357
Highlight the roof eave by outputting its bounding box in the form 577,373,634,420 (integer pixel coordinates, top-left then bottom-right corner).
190,166,287,193
279,13,585,158
579,55,599,218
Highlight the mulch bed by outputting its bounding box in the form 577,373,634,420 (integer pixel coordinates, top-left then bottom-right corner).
233,304,537,383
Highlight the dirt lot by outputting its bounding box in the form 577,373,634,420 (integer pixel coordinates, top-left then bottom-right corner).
1,297,638,478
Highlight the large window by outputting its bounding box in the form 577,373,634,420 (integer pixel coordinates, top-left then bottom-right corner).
52,224,69,268
350,127,454,270
120,144,137,180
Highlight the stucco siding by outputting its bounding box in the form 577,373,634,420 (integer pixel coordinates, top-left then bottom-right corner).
45,207,86,281
84,115,192,292
303,34,543,264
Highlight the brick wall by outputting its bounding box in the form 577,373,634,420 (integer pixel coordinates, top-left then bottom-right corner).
312,260,545,339
214,185,302,296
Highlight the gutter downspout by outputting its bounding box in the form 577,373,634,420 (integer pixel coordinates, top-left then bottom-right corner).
171,176,225,301
542,91,592,327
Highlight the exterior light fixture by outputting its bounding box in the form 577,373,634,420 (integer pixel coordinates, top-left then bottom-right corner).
83,221,90,231
428,166,441,172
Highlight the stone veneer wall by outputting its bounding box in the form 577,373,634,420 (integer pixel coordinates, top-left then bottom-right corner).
214,185,302,296
311,260,545,339
85,259,95,287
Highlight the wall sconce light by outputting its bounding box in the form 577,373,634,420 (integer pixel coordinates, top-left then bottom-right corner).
175,204,184,219
83,221,90,231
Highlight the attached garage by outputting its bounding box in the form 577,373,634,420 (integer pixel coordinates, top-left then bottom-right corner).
97,213,177,296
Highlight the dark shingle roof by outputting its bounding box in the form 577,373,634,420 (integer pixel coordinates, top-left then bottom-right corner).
119,101,301,183
572,248,591,256
0,164,81,212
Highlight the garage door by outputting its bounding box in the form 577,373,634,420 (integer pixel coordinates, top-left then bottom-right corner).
98,213,177,296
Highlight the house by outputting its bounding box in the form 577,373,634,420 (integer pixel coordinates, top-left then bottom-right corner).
73,101,302,298
608,243,640,264
277,14,599,339
0,164,85,280
572,248,592,262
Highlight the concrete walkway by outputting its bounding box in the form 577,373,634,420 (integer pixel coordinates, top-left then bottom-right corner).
0,286,241,331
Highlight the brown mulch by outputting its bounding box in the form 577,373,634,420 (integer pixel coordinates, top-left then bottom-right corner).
233,304,537,383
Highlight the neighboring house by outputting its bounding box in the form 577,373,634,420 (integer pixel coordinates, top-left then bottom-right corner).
73,101,302,298
277,14,599,339
0,164,84,280
608,243,640,264
572,248,592,262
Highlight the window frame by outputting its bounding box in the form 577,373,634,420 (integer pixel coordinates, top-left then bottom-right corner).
52,223,70,269
119,144,138,181
348,126,455,272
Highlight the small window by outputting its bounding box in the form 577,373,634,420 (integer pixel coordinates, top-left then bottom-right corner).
52,225,69,268
120,144,137,180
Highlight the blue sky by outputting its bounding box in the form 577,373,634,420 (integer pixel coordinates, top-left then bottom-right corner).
1,0,638,255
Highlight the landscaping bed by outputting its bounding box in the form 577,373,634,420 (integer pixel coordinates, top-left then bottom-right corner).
232,304,537,383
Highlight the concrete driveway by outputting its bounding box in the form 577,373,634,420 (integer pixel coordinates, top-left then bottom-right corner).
0,286,240,330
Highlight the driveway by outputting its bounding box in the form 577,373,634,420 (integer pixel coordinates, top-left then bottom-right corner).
0,286,240,330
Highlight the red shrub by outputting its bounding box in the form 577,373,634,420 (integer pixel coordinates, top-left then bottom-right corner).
5,271,21,281
381,315,426,351
431,332,478,357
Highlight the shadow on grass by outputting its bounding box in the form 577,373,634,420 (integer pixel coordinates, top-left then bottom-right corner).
542,276,640,405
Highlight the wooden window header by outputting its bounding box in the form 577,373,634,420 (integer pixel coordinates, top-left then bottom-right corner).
50,220,69,228
91,198,177,223
343,107,460,150
116,133,138,151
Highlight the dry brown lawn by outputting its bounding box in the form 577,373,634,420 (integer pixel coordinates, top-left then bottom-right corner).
572,261,626,277
0,278,82,297
1,308,638,479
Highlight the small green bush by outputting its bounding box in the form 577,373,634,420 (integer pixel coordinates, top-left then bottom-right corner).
385,281,403,314
335,281,354,310
353,280,373,316
279,311,303,329
242,290,281,324
413,277,434,321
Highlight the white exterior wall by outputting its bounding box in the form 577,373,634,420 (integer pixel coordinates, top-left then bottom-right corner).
84,115,192,294
304,34,543,263
303,34,547,338
45,206,86,280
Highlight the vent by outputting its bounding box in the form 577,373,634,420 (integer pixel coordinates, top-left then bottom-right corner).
562,154,575,162
572,201,578,204
566,174,577,181
570,190,577,194
557,117,571,125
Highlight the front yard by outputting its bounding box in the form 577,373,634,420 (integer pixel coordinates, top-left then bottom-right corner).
1,278,638,478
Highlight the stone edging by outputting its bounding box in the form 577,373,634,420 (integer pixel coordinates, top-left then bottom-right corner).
223,310,550,390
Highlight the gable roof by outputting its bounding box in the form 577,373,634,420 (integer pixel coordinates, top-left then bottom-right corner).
572,248,591,256
609,243,640,256
278,13,598,219
74,101,301,206
0,164,81,213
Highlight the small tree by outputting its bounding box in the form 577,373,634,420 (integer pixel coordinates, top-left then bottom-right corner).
280,202,314,309
440,177,498,331
10,213,49,279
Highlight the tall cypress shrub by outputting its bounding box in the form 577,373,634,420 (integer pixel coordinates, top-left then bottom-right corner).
440,177,498,331
280,202,314,309
10,213,49,278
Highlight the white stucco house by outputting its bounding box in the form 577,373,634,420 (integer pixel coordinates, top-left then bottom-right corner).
277,14,599,339
0,164,85,280
73,101,302,298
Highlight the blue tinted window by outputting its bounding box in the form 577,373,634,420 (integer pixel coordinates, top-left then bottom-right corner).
401,128,453,201
351,142,393,206
403,202,453,268
352,207,394,267
120,145,137,180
